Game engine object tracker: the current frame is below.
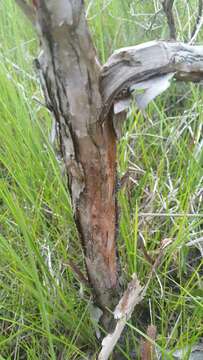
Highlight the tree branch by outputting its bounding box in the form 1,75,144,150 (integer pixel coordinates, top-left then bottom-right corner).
100,40,203,121
162,0,177,40
15,0,36,25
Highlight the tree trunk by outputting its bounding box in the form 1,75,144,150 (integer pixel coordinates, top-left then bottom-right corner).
17,0,203,331
34,0,120,327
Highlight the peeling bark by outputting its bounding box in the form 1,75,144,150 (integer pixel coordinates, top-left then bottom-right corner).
101,41,203,121
34,0,120,325
15,0,203,331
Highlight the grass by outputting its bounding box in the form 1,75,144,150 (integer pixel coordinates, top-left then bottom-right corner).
0,0,202,359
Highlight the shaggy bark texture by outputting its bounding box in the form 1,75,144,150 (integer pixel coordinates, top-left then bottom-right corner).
15,0,203,331
101,41,203,120
34,1,120,328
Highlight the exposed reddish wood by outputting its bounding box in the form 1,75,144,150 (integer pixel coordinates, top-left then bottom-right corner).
74,118,119,311
32,0,39,8
15,0,203,334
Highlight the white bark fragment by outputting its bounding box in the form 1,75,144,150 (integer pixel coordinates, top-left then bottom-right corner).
114,98,131,114
131,72,175,110
113,72,175,114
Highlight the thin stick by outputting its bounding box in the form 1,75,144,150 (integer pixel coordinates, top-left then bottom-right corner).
162,0,177,39
98,239,171,360
190,0,203,44
98,275,144,360
63,259,89,286
15,0,36,25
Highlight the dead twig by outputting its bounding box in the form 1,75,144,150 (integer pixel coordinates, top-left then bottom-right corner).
98,239,171,360
162,0,177,39
190,0,203,44
98,275,144,360
140,240,154,265
141,325,157,360
15,0,36,25
63,259,89,287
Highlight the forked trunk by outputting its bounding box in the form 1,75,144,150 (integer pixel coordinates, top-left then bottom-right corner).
20,0,203,332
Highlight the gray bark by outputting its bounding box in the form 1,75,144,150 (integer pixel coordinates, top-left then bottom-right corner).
33,0,120,328
101,41,203,121
15,0,203,330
